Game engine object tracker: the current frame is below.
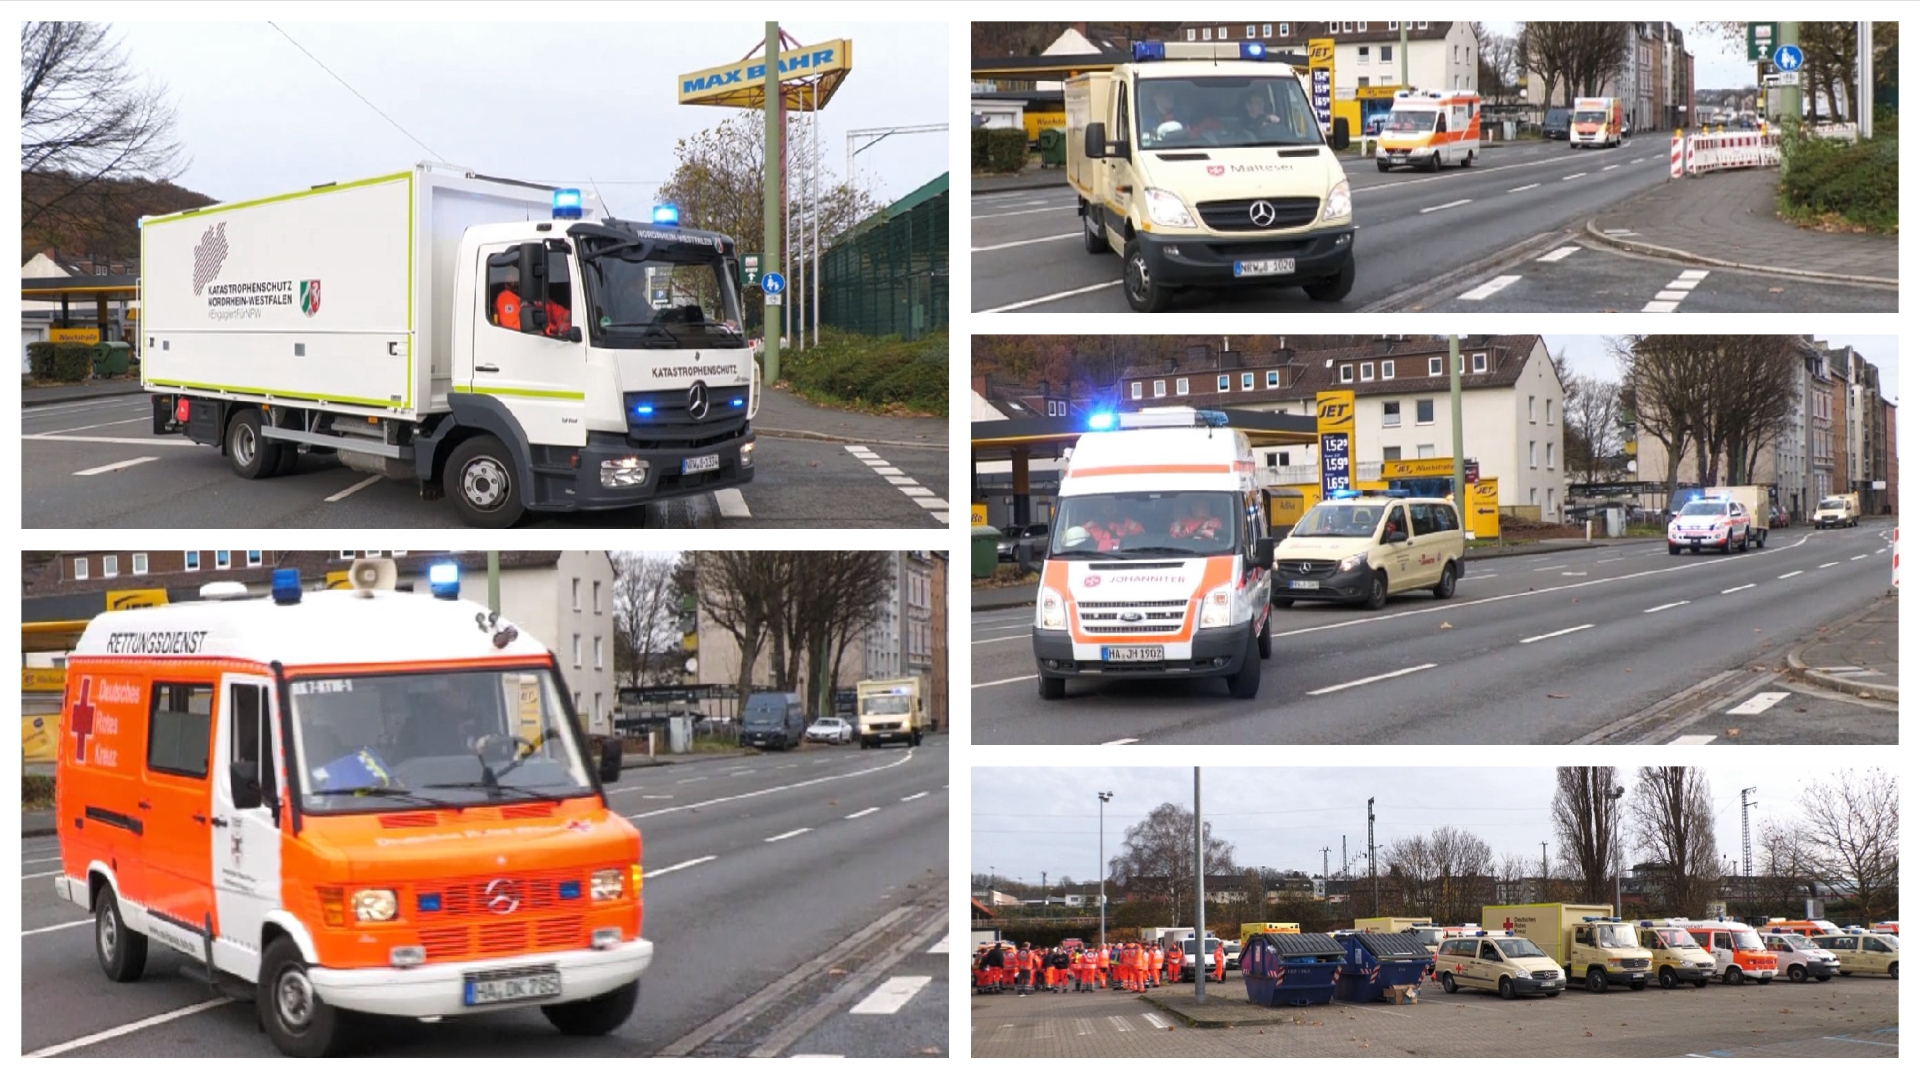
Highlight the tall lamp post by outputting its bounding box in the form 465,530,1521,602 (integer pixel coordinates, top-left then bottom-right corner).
1607,785,1626,914
1098,791,1113,948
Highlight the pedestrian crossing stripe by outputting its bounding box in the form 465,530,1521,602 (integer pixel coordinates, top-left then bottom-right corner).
929,935,949,953
850,975,933,1015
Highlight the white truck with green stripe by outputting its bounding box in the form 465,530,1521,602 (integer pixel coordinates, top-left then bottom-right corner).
140,162,758,526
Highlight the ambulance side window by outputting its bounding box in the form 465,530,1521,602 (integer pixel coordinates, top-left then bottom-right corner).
1115,86,1131,148
148,682,214,778
230,684,277,806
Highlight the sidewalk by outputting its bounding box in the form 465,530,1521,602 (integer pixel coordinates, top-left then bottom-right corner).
1786,593,1899,703
22,379,145,406
971,168,1069,194
756,385,947,449
1586,166,1897,285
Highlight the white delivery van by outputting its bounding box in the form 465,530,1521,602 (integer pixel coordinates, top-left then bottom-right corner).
1066,40,1355,312
1033,407,1275,700
1813,492,1861,529
141,163,757,527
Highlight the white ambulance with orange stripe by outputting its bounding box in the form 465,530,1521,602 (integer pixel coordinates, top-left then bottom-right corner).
53,558,649,1056
1033,407,1275,701
1374,89,1482,172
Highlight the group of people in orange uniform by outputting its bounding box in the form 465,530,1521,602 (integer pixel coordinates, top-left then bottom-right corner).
973,938,1227,995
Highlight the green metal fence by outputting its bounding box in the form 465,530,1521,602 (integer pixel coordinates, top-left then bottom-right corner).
819,173,948,341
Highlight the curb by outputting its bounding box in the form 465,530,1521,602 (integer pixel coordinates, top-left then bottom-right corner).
756,426,948,451
971,173,1070,193
972,596,1034,612
24,825,56,838
1582,218,1899,287
22,383,147,406
1783,594,1899,703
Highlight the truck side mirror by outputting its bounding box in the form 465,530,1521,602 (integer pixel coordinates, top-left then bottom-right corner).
1255,537,1276,566
1330,117,1351,151
517,242,548,335
230,759,263,810
597,736,622,783
1084,121,1108,160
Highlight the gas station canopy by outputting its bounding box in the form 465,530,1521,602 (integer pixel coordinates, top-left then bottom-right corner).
678,38,853,111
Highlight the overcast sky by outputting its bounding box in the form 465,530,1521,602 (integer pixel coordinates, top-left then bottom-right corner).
974,765,1843,886
115,19,948,214
1488,22,1759,90
1546,335,1898,402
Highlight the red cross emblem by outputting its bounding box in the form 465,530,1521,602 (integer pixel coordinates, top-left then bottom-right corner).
70,677,96,763
1503,918,1514,932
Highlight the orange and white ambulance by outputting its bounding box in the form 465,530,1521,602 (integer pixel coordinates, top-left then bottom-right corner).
1569,97,1624,148
1678,918,1778,985
53,558,650,1056
1374,89,1482,172
1033,407,1275,701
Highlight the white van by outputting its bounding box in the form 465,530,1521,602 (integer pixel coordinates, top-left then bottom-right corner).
1033,408,1274,700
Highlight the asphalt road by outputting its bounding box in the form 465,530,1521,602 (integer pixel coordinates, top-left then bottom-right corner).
22,739,949,1058
971,525,1898,745
21,395,949,529
971,140,1671,313
971,969,1899,1058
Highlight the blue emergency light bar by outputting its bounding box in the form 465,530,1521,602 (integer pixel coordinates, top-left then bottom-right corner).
1087,412,1117,431
1194,409,1230,427
271,568,302,605
652,203,681,225
428,562,460,600
1133,40,1269,62
552,188,584,220
633,403,655,417
1132,41,1165,61
731,397,745,408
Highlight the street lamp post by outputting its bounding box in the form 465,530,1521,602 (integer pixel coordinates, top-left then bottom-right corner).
1608,785,1626,915
1098,791,1113,949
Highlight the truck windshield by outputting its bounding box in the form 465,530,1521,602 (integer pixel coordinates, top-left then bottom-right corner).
742,701,786,728
580,242,745,350
1135,75,1323,149
1574,110,1607,124
288,668,592,812
1729,928,1764,950
1679,500,1729,517
1294,501,1387,538
861,695,911,715
1499,938,1548,959
1819,497,1847,510
1595,924,1637,948
1050,491,1242,558
1651,928,1701,948
1382,109,1439,133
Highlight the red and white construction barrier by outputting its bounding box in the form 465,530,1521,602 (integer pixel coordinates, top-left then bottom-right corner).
1893,527,1900,590
1669,132,1684,178
1684,131,1781,175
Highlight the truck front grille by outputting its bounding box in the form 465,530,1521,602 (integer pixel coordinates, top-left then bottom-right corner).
1196,197,1321,232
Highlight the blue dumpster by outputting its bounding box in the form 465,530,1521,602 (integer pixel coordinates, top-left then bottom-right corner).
1242,933,1344,1007
1333,932,1433,1003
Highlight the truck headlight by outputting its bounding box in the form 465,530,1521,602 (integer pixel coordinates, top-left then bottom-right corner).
1199,588,1231,628
600,457,649,488
1322,180,1352,222
352,889,398,923
1039,587,1066,630
1143,187,1196,229
740,440,755,469
592,868,625,901
1337,553,1367,573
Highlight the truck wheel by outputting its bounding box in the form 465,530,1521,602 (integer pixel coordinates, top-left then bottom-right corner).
1121,239,1173,313
1585,968,1607,993
1425,153,1441,172
1363,571,1389,611
1432,562,1457,599
542,979,639,1036
1754,530,1766,549
912,730,923,747
1038,676,1066,700
1669,544,1681,555
1081,208,1108,255
1498,976,1516,1000
1226,629,1261,699
1302,255,1356,302
1376,159,1390,172
1659,966,1677,989
259,935,343,1057
93,884,148,983
274,445,302,475
228,407,284,479
1724,966,1744,985
1257,608,1272,659
1440,973,1458,994
448,435,526,528
1462,151,1475,168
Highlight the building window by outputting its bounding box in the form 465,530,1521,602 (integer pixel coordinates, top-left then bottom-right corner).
1357,76,1370,88
1548,488,1556,513
574,691,581,712
1530,488,1538,506
1388,21,1398,30
1131,381,1143,400
1381,44,1393,62
1266,451,1292,467
1217,374,1230,392
1383,401,1402,427
1547,443,1556,470
1358,46,1370,61
594,636,604,670
1177,377,1189,395
1416,399,1435,424
1360,362,1374,381
1262,23,1272,37
74,557,89,581
1153,379,1166,398
1418,21,1429,30
1417,444,1435,458
1382,446,1402,461
1529,441,1538,468
1529,396,1538,423
338,550,355,559
185,551,201,571
1357,22,1368,31
215,550,231,570
1428,356,1442,377
1266,370,1279,389
1339,364,1354,383
246,550,262,568
1241,372,1254,390
1246,24,1255,38
1216,26,1227,40
1472,352,1488,373
572,577,582,611
1380,360,1394,379
593,580,603,614
573,634,582,668
1546,399,1555,426
593,692,603,724
1201,27,1211,41
133,552,148,575
1186,28,1196,41
103,555,119,578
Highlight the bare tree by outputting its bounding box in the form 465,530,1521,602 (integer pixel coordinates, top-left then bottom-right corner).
21,22,185,236
1629,767,1722,917
610,552,681,690
1799,769,1898,921
1552,766,1625,904
1621,336,1803,489
693,551,784,706
1615,336,1704,496
1519,23,1630,107
1564,374,1623,483
1495,853,1539,905
794,552,894,719
1752,819,1817,918
1108,801,1237,927
1473,24,1519,102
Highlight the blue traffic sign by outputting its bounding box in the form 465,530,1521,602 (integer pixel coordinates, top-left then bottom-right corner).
760,272,786,296
1772,44,1804,73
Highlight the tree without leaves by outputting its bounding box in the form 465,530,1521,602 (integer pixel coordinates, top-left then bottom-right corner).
1519,23,1631,108
1798,769,1898,921
1628,767,1722,917
20,22,185,238
692,551,784,706
791,552,894,720
1386,826,1493,925
1108,801,1236,927
1552,766,1625,904
1473,24,1519,103
1564,373,1623,483
1751,819,1818,919
610,552,682,691
1620,336,1802,488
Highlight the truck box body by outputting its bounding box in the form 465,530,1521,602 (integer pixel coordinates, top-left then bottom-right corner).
1705,486,1770,546
1482,904,1612,966
855,674,929,748
143,167,568,422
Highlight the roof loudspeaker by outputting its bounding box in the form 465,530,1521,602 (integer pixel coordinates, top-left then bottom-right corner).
349,557,398,597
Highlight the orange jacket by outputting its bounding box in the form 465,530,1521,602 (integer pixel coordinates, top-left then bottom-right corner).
494,289,571,336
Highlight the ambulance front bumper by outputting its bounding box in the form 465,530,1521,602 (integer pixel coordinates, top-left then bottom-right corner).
309,937,653,1018
1132,224,1354,287
1033,626,1249,679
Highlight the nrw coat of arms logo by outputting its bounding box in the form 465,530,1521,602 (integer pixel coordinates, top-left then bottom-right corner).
191,223,229,296
300,280,322,317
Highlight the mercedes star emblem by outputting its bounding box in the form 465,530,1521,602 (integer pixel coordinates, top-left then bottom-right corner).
1248,200,1278,227
484,878,521,915
687,381,710,420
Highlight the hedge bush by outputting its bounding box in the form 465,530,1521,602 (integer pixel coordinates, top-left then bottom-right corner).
23,775,55,808
973,129,1030,174
25,341,56,380
781,328,948,416
1777,131,1899,233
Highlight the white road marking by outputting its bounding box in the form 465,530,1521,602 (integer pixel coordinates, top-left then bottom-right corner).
849,975,932,1015
1665,277,1704,290
1073,1018,1094,1036
973,233,1081,252
1520,624,1594,644
901,791,928,802
35,417,151,436
20,856,62,865
1562,172,1588,180
972,205,1075,220
1851,554,1869,561
1141,1013,1173,1029
644,855,717,878
899,486,935,497
1668,735,1718,745
913,496,949,510
72,456,157,476
323,475,382,502
26,999,238,1057
1602,164,1619,171
1630,157,1646,164
1108,1015,1135,1032
1876,547,1888,554
1509,183,1541,193
1642,300,1680,312
842,446,946,524
1420,198,1473,214
25,434,182,446
929,935,950,953
714,487,751,518
630,749,914,822
764,827,813,843
1721,584,1757,594
984,280,1123,313
1645,601,1691,613
1536,246,1579,261
974,675,1037,688
677,776,707,784
21,871,59,881
1819,562,1841,569
1654,291,1691,301
1103,737,1140,745
1456,275,1522,301
845,807,880,819
21,918,91,937
872,466,903,476
1727,692,1790,716
1778,571,1804,579
974,634,1028,645
1532,564,1569,572
1677,269,1710,280
1305,663,1438,697
932,512,949,524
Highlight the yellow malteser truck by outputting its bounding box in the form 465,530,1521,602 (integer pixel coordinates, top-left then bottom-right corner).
1066,40,1355,312
1482,904,1653,993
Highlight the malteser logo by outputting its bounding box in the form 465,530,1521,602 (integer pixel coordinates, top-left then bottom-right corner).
192,223,230,296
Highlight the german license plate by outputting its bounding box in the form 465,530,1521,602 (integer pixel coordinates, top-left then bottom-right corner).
1233,258,1294,278
682,453,720,474
1390,152,1407,160
1289,579,1319,590
463,967,561,1006
1101,646,1164,663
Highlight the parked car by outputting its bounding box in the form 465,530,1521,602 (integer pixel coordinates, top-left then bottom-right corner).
1769,504,1790,530
805,716,854,744
997,522,1050,565
739,691,806,750
1543,106,1572,140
